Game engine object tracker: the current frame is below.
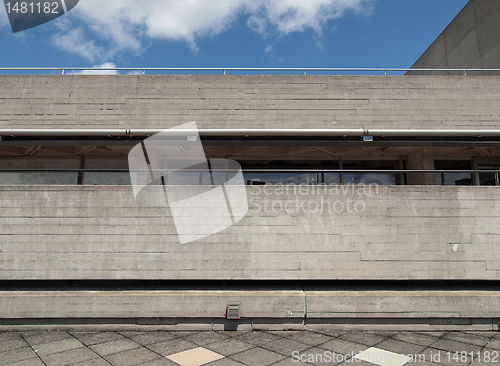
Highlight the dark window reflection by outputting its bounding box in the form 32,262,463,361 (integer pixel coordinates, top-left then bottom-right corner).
344,173,396,185
434,160,472,186
241,160,400,186
342,160,399,185
245,173,319,185
478,173,499,186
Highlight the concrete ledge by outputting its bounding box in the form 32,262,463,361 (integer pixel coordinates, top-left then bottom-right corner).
306,290,500,318
0,290,499,330
0,290,305,319
2,75,500,131
2,185,500,281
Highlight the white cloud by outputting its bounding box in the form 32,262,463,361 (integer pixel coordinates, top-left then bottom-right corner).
0,8,9,28
68,62,119,75
248,0,370,35
51,28,104,62
52,0,372,60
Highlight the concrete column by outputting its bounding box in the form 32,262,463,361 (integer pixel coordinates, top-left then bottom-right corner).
407,148,436,185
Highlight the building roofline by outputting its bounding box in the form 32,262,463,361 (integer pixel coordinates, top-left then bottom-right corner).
1,128,499,138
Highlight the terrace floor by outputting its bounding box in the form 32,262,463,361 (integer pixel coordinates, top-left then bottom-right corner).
1,329,499,365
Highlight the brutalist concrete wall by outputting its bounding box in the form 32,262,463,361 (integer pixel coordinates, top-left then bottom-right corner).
409,0,500,75
1,185,499,281
1,290,500,324
1,75,500,130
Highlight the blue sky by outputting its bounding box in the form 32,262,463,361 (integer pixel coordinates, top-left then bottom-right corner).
0,0,469,72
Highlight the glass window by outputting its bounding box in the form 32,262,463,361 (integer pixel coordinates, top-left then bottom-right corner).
0,158,79,185
82,172,131,185
477,167,500,186
434,160,472,186
342,160,399,185
324,173,341,185
0,171,78,185
82,157,130,185
244,172,319,185
343,173,396,185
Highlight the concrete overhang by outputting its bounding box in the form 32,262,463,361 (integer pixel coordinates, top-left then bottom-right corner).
2,129,500,148
1,128,500,138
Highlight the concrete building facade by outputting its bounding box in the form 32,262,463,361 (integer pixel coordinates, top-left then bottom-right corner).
1,0,500,330
409,0,500,75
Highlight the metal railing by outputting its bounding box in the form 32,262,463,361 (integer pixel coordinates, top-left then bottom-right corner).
0,67,499,76
0,168,497,187
0,169,497,173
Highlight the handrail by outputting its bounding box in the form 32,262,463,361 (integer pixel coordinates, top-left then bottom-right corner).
0,67,499,76
0,169,497,173
2,128,500,137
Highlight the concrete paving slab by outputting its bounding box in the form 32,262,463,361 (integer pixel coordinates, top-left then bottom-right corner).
464,331,498,338
0,330,498,366
203,338,255,356
285,331,334,346
229,347,287,366
420,347,471,366
471,349,500,365
416,331,447,338
354,347,412,366
121,331,177,346
484,339,500,350
374,339,427,356
214,331,249,339
267,331,302,338
315,330,348,338
337,360,376,366
3,358,46,366
0,337,27,353
21,330,73,346
390,332,440,347
89,338,141,356
31,337,84,356
0,347,38,366
203,358,246,366
0,332,20,341
340,331,389,347
70,358,113,366
183,332,231,346
38,346,99,366
104,346,162,366
430,338,483,354
443,331,492,347
292,346,343,366
71,331,125,345
234,331,281,346
260,337,312,356
166,347,224,366
318,338,371,356
138,359,178,366
148,339,200,357
167,332,199,338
